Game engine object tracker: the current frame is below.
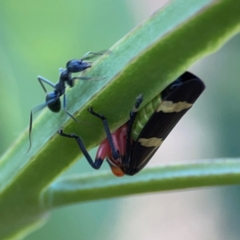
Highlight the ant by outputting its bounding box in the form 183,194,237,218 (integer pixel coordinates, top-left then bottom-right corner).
28,50,107,152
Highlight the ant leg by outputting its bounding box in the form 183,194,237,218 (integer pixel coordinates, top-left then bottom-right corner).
88,108,120,160
125,95,143,162
71,76,105,81
37,76,55,93
58,129,103,169
27,102,47,153
63,94,78,123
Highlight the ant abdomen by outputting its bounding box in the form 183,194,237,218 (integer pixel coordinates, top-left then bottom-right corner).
46,93,61,112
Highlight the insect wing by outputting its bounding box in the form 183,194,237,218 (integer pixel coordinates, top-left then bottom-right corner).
128,72,205,175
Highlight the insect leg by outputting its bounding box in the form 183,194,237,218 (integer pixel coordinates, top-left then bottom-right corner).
27,102,47,152
70,76,105,82
63,94,78,123
125,95,143,162
58,129,103,169
37,76,55,93
88,107,120,160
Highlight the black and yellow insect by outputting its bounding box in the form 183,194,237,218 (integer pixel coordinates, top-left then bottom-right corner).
59,71,205,176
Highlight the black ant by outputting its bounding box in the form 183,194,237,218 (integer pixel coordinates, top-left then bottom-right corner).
28,50,107,151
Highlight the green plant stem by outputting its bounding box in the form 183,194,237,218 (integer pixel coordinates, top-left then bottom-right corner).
42,159,240,208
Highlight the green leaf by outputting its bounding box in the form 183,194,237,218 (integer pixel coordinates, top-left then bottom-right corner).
0,0,240,239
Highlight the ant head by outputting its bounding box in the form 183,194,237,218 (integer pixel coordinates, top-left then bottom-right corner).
66,59,92,73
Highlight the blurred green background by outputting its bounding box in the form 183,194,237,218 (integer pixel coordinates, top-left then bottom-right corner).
0,0,240,239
